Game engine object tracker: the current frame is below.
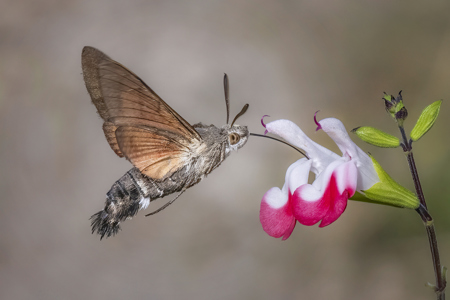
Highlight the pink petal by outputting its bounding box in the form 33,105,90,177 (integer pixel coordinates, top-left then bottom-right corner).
319,161,357,227
260,187,296,239
292,185,330,226
319,188,348,227
281,217,296,240
293,161,357,227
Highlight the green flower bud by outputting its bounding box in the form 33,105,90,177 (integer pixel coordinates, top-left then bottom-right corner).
383,91,408,125
410,100,442,142
350,155,419,209
352,126,400,148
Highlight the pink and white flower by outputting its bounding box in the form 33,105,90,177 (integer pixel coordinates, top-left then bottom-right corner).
260,117,380,240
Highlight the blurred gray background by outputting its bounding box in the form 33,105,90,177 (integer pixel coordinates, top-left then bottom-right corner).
1,0,449,299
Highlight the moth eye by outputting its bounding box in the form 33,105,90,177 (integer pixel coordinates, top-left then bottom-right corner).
229,133,241,145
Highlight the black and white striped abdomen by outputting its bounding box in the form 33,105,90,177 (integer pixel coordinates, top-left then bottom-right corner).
90,167,169,239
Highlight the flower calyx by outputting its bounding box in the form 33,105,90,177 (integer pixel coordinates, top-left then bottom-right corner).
350,155,419,209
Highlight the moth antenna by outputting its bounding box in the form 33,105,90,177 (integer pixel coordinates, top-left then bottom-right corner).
230,104,249,127
224,73,230,124
145,189,186,216
249,133,309,159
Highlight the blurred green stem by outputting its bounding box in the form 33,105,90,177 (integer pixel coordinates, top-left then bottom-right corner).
399,125,446,299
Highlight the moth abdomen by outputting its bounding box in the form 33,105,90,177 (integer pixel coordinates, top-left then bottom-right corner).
90,168,157,239
90,210,120,240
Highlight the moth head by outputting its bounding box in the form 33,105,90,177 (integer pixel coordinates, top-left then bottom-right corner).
227,125,249,150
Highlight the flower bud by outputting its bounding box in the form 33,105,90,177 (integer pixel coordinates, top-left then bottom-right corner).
383,91,408,125
352,126,400,148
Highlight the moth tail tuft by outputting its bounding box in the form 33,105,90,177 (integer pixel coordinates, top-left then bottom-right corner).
90,210,121,240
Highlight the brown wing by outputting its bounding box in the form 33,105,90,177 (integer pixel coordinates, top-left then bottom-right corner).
81,46,201,178
115,127,196,179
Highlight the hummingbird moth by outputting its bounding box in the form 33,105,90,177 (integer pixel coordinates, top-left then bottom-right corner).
82,46,249,239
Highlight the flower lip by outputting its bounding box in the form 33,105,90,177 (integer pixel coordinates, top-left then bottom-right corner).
314,111,322,131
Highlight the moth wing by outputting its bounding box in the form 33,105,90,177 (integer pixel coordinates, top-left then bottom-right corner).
102,122,123,157
115,126,197,180
81,46,202,159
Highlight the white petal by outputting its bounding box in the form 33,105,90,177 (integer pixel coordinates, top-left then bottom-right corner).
266,119,340,174
334,161,358,195
265,158,312,209
310,159,345,195
294,160,357,202
319,118,379,190
285,158,312,192
263,187,288,209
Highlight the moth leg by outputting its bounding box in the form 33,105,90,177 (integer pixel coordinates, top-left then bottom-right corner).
145,189,187,216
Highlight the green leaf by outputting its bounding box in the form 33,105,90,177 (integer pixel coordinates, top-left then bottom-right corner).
352,126,400,148
410,100,442,142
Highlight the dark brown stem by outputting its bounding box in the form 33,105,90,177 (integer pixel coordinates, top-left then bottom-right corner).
406,151,427,209
400,125,446,299
417,205,446,299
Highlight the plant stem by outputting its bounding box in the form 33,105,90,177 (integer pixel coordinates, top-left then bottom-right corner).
417,205,446,300
405,146,427,209
399,125,446,299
